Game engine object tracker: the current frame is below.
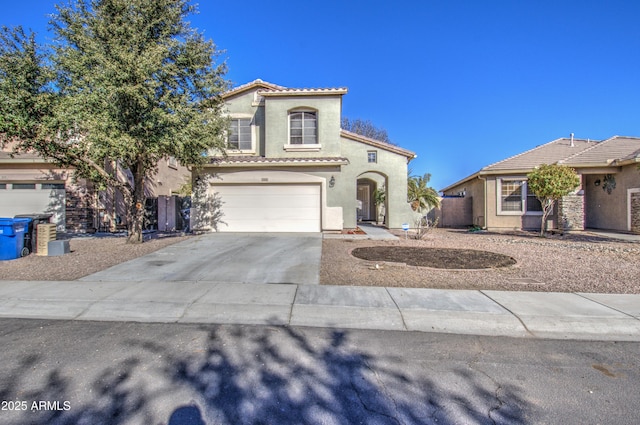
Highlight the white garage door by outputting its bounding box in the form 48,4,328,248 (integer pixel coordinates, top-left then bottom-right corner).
214,184,320,232
0,182,66,229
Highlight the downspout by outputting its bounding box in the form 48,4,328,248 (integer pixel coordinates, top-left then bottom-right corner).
478,174,488,229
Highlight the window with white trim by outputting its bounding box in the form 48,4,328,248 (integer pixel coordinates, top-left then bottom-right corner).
498,178,543,215
229,118,253,151
500,180,523,212
289,111,317,145
367,151,377,163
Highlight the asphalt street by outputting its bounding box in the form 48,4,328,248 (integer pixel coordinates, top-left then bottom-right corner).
0,319,639,425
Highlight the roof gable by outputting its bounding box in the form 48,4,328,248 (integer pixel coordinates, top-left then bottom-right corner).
340,129,416,159
223,79,348,99
222,79,286,99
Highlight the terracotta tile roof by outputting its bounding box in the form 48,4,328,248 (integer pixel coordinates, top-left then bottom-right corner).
222,79,287,98
259,87,348,96
223,79,347,98
483,137,597,172
564,136,640,166
340,129,416,159
210,156,349,166
441,135,640,192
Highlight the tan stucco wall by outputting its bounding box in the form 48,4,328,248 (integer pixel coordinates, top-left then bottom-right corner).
486,176,558,231
584,165,640,231
446,175,557,231
443,177,485,227
151,159,190,197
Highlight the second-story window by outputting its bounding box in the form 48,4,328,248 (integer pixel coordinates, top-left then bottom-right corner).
229,118,252,150
290,111,317,145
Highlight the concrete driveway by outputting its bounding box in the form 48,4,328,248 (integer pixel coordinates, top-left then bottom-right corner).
80,233,322,284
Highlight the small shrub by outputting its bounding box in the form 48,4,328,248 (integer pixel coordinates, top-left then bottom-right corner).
414,216,438,240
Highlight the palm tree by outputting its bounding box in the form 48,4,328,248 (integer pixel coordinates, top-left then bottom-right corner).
407,172,440,213
372,187,386,224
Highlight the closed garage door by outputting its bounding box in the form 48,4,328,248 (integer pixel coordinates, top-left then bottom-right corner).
214,184,321,232
0,182,66,229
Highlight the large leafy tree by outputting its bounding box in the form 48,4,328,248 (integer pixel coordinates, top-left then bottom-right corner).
407,172,440,213
0,0,229,243
527,164,580,236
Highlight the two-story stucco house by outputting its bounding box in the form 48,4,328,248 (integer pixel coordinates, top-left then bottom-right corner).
191,79,416,233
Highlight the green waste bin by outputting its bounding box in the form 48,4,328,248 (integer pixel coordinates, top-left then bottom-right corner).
0,218,30,260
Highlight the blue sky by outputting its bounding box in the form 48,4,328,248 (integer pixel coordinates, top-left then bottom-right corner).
3,0,640,190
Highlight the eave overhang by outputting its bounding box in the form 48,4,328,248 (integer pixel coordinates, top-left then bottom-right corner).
340,129,416,160
258,88,348,97
205,156,350,168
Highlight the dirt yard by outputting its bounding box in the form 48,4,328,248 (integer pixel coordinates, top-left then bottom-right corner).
0,233,189,281
320,229,640,294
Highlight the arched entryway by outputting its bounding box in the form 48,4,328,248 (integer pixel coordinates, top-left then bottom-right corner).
357,172,388,224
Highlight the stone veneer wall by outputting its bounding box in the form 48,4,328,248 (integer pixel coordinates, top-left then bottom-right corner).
558,193,585,231
631,192,640,234
65,181,96,233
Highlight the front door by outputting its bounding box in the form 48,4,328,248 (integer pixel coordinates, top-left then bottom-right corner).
357,185,371,221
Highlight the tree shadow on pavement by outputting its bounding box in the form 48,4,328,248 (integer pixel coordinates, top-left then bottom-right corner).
0,321,531,424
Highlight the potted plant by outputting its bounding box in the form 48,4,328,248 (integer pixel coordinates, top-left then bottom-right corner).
373,187,386,225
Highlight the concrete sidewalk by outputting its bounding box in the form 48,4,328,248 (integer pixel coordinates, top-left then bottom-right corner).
0,280,639,341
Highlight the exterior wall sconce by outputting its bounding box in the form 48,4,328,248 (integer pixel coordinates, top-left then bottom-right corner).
329,176,335,188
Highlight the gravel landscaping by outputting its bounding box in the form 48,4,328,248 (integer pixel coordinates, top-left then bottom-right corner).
321,229,640,294
0,233,189,281
1,228,638,294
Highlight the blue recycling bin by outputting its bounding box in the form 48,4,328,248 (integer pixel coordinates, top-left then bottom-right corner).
0,217,31,260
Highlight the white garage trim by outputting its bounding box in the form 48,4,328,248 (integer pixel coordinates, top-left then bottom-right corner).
214,183,321,232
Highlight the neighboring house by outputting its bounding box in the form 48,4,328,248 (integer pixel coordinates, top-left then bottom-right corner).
191,79,416,233
440,135,640,233
0,145,189,232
